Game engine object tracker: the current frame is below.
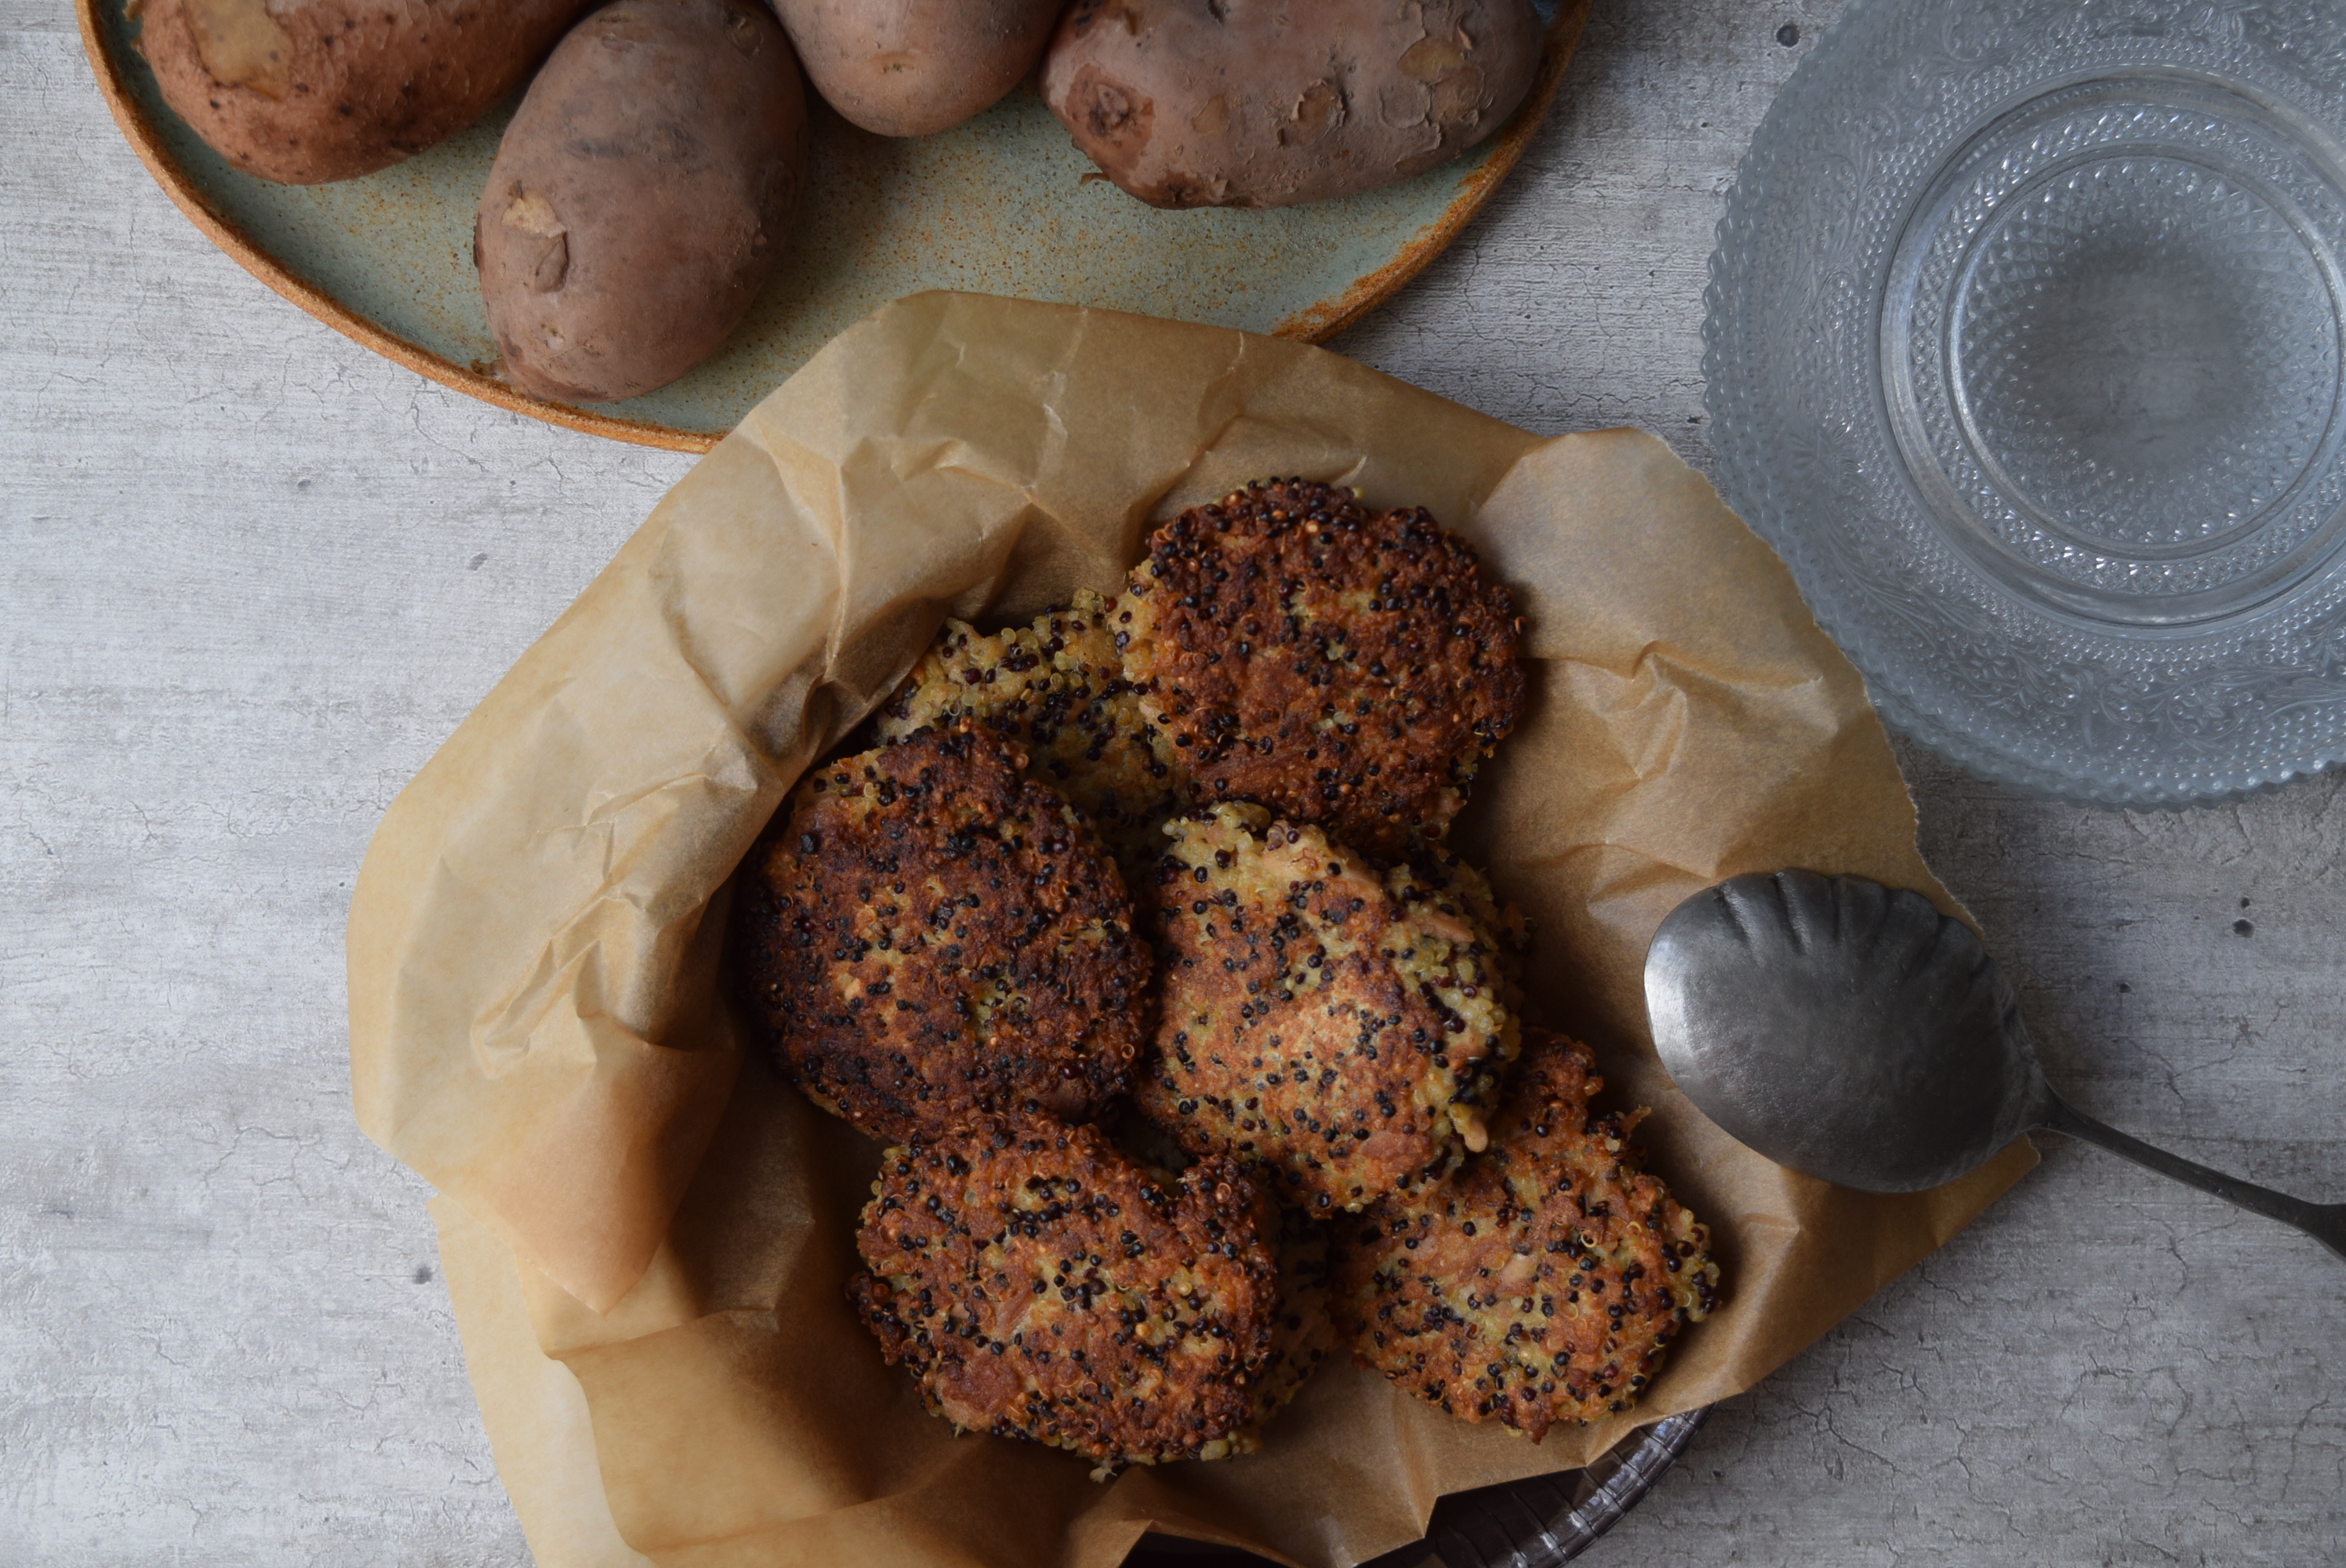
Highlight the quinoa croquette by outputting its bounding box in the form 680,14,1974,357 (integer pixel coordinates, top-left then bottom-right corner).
849,1118,1279,1470
1389,839,1532,1009
1107,1105,1335,1428
875,589,1189,879
1327,1029,1721,1440
1117,478,1523,861
1135,803,1520,1213
733,727,1149,1143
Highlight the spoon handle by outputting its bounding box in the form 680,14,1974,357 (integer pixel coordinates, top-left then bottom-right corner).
2038,1092,2345,1262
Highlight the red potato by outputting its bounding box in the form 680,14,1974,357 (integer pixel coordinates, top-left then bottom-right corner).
1042,0,1545,209
474,0,809,405
133,0,593,185
769,0,1062,136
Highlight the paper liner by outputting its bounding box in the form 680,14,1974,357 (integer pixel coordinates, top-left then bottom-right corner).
351,292,2034,1568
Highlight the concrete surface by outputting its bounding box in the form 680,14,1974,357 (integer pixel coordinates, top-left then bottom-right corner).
3,1,2340,1563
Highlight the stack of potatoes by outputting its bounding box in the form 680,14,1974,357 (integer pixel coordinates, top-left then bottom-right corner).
140,1,1547,401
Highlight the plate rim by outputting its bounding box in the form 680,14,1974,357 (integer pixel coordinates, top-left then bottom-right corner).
78,0,1591,456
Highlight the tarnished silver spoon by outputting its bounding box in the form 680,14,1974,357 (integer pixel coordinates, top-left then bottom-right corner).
1643,869,2344,1261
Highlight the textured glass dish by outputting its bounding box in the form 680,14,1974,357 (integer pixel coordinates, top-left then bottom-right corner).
1124,1409,1709,1568
1704,0,2346,804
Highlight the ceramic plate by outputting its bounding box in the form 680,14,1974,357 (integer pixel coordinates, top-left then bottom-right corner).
82,0,1587,453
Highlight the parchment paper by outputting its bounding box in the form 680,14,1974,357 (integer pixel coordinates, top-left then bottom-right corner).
348,292,2036,1568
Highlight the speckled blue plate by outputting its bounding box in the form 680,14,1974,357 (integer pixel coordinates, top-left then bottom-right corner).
82,0,1586,452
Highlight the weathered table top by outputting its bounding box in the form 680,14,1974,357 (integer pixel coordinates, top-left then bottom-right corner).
5,2,2340,1563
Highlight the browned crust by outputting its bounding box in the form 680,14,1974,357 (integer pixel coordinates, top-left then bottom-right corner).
1134,805,1517,1213
1103,1104,1335,1428
850,1118,1278,1465
1117,478,1523,861
1328,1030,1723,1440
732,728,1150,1143
874,590,1189,887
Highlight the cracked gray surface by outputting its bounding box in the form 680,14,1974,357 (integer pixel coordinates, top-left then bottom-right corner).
4,1,2341,1563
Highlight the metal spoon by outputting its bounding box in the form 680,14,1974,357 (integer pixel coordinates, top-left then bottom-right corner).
1643,869,2344,1261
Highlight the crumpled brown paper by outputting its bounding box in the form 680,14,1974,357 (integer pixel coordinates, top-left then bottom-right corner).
348,292,2035,1568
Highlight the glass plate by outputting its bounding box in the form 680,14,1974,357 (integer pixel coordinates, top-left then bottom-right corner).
1704,0,2346,804
1124,1408,1709,1568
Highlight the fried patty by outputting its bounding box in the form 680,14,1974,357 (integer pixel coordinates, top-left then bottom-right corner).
849,1118,1279,1470
876,590,1189,880
1390,838,1533,1011
1135,804,1520,1213
732,727,1149,1143
1106,1104,1334,1428
1116,478,1523,861
1328,1029,1721,1440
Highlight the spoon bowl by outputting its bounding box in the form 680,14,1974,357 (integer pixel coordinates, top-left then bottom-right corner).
1643,871,2043,1192
1643,869,2344,1261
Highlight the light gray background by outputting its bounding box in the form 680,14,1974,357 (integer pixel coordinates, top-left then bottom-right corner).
4,2,2340,1563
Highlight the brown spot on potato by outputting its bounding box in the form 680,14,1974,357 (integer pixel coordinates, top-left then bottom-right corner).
1399,34,1468,82
1083,73,1148,146
500,191,566,238
499,191,572,292
1279,80,1344,147
525,233,569,293
1432,66,1487,125
183,0,291,100
1189,93,1229,136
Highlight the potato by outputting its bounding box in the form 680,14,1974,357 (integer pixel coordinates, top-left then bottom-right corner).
1042,0,1544,209
474,0,808,405
768,0,1061,136
134,0,592,185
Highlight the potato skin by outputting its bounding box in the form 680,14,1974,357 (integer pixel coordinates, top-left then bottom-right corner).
136,0,592,185
1042,0,1545,209
474,0,808,405
771,0,1060,136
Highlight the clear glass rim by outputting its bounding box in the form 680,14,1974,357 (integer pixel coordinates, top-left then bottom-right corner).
1702,0,2346,807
